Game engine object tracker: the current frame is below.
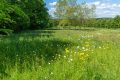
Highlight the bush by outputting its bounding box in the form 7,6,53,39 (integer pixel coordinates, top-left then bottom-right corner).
0,29,13,35
0,14,16,29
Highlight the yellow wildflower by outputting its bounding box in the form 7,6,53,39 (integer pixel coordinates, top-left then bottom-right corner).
79,53,85,56
65,48,69,53
79,53,89,61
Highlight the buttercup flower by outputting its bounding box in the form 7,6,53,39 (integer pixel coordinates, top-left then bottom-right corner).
65,48,69,53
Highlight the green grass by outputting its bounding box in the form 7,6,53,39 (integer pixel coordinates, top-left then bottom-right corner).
0,29,120,80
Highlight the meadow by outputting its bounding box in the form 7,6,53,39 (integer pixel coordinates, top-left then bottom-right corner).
0,28,120,80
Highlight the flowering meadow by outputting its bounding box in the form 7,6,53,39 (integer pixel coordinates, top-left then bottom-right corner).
0,29,120,80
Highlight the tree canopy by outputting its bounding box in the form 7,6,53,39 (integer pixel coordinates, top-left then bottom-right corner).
0,0,49,33
54,0,96,26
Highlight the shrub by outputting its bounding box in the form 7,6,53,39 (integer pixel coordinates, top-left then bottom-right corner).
0,29,13,35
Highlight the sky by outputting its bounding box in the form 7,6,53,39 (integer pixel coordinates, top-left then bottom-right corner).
45,0,120,18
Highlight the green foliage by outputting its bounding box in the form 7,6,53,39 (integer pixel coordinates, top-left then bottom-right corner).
89,16,120,29
0,13,15,29
49,19,59,27
113,15,120,28
54,0,96,26
0,29,13,35
51,15,120,29
12,0,50,29
0,0,13,29
59,19,71,26
0,0,50,33
7,5,30,31
0,5,30,32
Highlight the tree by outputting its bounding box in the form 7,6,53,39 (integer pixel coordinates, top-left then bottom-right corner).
114,15,120,28
54,0,77,26
8,5,30,31
8,0,49,29
0,0,50,34
24,0,49,29
54,0,96,27
0,0,30,32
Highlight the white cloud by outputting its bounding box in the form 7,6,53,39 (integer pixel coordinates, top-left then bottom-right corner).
103,10,111,14
49,8,56,14
93,1,101,6
48,1,120,18
87,1,120,17
96,3,120,10
49,2,57,6
48,2,57,17
49,8,56,17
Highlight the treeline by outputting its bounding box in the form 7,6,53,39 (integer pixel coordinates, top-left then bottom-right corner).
86,16,120,28
50,15,120,29
0,0,49,35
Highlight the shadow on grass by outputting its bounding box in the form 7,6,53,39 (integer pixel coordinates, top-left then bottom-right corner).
47,28,96,31
16,30,55,37
0,31,74,78
0,30,72,62
0,30,55,39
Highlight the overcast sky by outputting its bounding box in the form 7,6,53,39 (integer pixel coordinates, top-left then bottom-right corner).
45,0,120,18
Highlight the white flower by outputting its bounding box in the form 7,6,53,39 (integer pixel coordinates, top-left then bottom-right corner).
48,62,51,65
64,56,66,58
50,72,53,75
99,46,102,49
82,47,85,50
77,46,80,49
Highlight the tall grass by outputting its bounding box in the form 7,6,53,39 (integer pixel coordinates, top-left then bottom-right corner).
0,29,120,80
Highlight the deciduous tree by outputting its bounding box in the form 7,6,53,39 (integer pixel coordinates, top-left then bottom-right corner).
54,0,96,27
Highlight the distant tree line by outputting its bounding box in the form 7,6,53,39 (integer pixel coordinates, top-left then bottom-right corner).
83,16,120,28
0,0,49,35
50,16,120,29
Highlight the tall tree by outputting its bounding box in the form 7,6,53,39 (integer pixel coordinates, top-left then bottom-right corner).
0,0,30,32
54,0,96,26
7,0,50,29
